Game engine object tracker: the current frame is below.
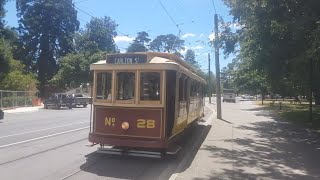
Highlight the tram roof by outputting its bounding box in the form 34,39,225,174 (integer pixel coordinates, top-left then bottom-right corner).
91,52,206,84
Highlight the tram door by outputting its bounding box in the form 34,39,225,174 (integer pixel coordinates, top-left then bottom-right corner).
166,70,176,137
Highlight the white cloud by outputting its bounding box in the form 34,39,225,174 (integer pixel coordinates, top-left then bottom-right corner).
182,33,196,39
179,46,204,55
191,46,203,50
209,32,215,41
114,35,134,43
199,33,204,38
230,22,244,30
179,47,188,54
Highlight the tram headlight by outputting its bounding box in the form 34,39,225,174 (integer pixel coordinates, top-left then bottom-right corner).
121,122,129,130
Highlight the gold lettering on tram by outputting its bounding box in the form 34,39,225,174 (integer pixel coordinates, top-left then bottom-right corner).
105,117,116,126
137,119,156,128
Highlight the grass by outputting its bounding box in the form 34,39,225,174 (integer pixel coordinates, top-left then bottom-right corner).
256,100,320,130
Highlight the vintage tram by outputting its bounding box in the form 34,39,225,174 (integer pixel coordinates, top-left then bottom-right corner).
89,52,206,156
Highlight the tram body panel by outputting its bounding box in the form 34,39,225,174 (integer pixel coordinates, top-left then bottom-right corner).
93,106,164,139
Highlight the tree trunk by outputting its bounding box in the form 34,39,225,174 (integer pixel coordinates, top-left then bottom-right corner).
38,35,50,98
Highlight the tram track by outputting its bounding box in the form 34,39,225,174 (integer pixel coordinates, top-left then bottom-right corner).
59,154,104,180
0,137,88,166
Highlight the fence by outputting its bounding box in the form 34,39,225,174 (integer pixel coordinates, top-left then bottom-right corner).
0,90,39,109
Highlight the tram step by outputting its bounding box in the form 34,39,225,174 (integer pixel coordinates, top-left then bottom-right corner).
166,144,182,155
96,147,162,158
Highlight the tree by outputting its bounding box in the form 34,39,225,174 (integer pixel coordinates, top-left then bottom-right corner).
222,0,320,104
51,52,104,89
75,16,118,54
127,31,150,52
184,49,199,68
16,0,79,97
0,59,38,91
149,34,185,53
0,0,6,31
0,39,11,80
0,39,37,91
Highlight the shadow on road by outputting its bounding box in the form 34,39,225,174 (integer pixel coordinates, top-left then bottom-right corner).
79,123,212,179
199,105,320,180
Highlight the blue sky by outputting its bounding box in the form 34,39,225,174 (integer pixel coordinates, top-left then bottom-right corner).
4,0,235,70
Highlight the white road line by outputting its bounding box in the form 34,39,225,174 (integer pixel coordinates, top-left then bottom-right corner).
0,126,89,148
0,122,88,139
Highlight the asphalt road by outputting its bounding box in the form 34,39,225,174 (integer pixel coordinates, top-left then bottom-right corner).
0,102,215,180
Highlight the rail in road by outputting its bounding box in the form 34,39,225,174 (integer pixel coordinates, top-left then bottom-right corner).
0,103,215,180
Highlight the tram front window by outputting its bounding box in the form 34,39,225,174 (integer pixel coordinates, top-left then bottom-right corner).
96,72,112,101
140,72,160,101
116,72,135,100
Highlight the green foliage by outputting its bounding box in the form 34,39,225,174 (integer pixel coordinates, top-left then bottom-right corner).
16,0,79,97
0,39,11,78
75,16,118,54
0,59,38,91
184,49,199,68
127,31,150,52
51,52,104,89
149,34,185,53
221,0,320,103
0,0,6,30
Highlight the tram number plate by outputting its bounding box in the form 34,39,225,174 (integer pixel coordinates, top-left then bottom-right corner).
137,119,155,128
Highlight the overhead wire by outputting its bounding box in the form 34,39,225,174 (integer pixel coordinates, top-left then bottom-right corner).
158,0,193,50
73,4,129,36
211,0,217,14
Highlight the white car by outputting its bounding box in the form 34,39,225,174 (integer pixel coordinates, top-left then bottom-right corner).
223,89,236,103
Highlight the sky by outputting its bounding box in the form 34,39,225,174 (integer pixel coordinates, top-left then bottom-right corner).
4,0,235,71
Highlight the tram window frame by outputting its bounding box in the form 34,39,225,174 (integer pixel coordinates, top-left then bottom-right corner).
139,71,162,104
115,71,136,104
178,74,187,101
95,71,113,103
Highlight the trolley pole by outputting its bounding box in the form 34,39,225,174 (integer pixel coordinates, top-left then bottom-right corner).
208,53,211,103
214,14,222,119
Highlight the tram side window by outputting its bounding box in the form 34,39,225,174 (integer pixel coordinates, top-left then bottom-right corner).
117,72,135,100
140,72,160,101
179,75,187,101
190,81,198,97
96,72,112,101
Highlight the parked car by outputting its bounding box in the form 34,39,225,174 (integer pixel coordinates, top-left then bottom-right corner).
44,93,75,109
70,94,90,107
223,89,236,103
0,109,4,119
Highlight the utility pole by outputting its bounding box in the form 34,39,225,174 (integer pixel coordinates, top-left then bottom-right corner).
214,14,222,119
208,53,211,103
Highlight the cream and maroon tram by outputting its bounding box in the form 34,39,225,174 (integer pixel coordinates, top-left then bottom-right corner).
89,52,205,155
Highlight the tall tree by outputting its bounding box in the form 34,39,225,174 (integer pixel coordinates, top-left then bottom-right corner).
127,31,150,52
222,0,320,104
75,16,118,54
16,0,79,97
51,52,104,89
149,34,185,53
184,49,199,68
0,0,6,31
0,39,10,79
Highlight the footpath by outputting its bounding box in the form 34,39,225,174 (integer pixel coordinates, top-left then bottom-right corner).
2,105,43,114
174,101,320,180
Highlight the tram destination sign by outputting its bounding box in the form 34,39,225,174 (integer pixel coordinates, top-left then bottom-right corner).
107,54,147,64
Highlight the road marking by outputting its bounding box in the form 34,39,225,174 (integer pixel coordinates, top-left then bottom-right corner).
0,121,88,139
0,126,89,148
